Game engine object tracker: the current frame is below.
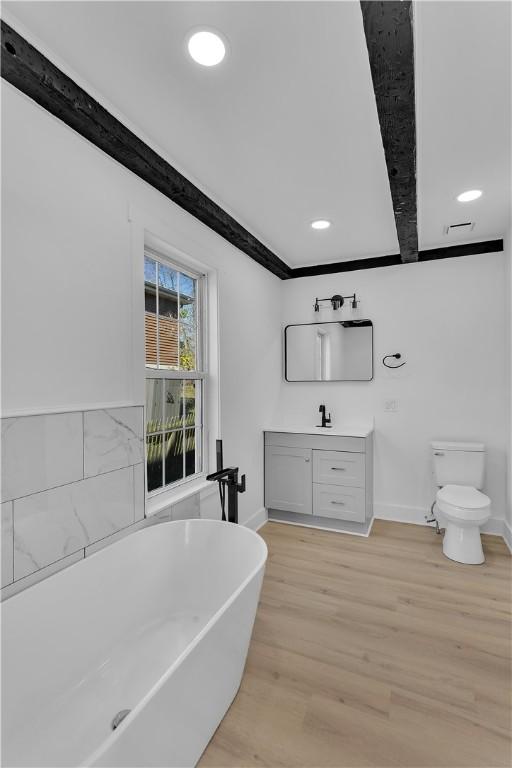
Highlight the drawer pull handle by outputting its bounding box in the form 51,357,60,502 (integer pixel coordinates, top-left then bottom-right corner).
305,458,310,463
330,500,346,505
331,467,346,471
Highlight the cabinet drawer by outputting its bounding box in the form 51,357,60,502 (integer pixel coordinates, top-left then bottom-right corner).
313,484,365,522
313,450,365,487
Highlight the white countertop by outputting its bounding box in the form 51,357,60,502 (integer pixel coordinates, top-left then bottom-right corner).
264,424,373,438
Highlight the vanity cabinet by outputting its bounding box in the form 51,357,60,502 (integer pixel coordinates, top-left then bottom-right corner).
264,430,373,535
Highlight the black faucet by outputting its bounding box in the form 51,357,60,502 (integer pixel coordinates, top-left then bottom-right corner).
206,440,246,524
318,404,332,428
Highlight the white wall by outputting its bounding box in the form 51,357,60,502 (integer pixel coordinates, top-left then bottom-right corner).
278,254,509,530
2,80,509,537
1,82,282,526
505,228,512,547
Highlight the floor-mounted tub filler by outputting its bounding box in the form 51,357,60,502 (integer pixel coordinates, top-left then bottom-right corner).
2,520,267,767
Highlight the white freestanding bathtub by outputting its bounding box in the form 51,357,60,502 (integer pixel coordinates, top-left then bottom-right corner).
1,519,267,768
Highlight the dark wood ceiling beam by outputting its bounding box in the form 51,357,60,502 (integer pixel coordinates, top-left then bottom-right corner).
418,239,504,263
1,21,291,280
360,0,418,263
288,253,402,279
286,240,503,279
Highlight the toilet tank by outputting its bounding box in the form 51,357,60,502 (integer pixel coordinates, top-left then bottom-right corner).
431,441,485,488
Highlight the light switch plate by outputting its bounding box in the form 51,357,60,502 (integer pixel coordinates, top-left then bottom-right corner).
384,399,399,412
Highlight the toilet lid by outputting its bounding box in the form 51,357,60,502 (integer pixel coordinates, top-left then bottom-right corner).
437,484,490,509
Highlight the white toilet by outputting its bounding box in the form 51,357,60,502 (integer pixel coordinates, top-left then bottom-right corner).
431,441,491,565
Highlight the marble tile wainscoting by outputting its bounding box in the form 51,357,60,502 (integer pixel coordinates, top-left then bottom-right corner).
1,406,148,598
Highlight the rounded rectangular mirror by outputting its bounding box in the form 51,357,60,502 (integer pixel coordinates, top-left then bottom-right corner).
285,320,373,382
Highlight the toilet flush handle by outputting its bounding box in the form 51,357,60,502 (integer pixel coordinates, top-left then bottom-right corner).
434,451,445,456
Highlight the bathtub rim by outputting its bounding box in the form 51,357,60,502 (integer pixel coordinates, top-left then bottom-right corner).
76,519,267,768
2,518,266,607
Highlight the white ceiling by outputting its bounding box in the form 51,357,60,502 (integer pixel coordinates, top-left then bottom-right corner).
3,1,511,268
415,0,511,250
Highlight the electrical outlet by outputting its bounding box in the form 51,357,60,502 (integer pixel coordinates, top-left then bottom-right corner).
384,399,399,412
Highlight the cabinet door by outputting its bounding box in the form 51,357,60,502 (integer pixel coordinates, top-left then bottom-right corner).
265,446,313,514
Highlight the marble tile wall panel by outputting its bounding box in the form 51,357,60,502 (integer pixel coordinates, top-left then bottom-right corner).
13,466,135,579
83,407,143,477
1,549,85,601
0,406,211,596
1,413,83,502
84,519,148,557
2,501,14,587
133,463,146,521
171,493,200,521
147,506,172,524
199,485,222,519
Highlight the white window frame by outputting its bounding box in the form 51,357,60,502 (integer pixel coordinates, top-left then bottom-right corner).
143,247,207,498
128,204,220,518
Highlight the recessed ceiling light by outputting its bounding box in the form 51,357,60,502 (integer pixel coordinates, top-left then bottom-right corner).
187,30,226,67
456,189,482,202
311,219,331,230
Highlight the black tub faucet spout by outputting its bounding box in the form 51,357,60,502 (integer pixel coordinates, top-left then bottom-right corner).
206,439,246,524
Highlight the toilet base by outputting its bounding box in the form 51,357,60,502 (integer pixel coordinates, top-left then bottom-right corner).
442,522,485,565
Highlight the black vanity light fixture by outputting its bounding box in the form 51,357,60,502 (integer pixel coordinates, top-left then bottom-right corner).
314,293,359,312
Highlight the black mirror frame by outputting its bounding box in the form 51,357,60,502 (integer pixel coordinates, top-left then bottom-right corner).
284,320,374,383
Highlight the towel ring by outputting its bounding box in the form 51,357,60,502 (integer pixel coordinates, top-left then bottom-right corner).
383,353,406,369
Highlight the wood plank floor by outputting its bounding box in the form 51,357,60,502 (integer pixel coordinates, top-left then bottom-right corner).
199,520,511,768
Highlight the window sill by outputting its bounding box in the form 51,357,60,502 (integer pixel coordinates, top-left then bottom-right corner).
145,476,217,518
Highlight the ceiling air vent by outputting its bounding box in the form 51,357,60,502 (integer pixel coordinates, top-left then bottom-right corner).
443,222,475,236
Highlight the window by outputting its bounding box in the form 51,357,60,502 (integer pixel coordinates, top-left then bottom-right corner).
144,249,204,495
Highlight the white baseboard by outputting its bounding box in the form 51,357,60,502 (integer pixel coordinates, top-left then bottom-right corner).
248,500,509,548
503,520,512,553
481,518,505,536
267,516,374,538
374,503,507,540
243,507,267,532
374,503,431,527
